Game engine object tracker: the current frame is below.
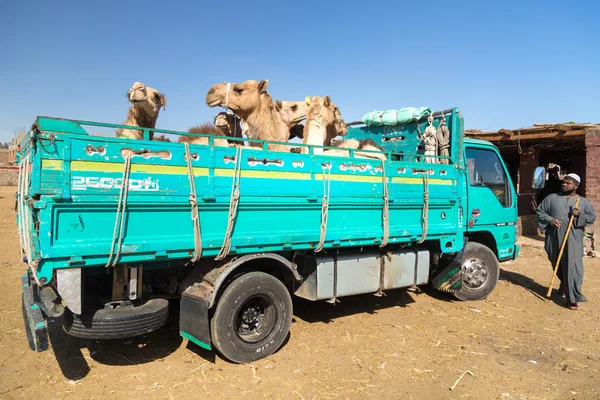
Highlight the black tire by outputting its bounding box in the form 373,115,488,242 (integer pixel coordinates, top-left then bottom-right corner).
210,271,292,363
453,242,500,301
62,299,169,340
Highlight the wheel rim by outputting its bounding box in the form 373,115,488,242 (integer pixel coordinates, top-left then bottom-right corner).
235,295,277,344
462,257,489,290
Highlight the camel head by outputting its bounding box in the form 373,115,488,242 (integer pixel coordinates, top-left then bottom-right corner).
275,101,309,128
214,112,243,139
205,80,269,118
333,104,348,137
127,82,167,119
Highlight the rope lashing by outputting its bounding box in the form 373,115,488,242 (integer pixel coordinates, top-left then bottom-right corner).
417,171,430,244
216,146,244,261
315,164,332,252
380,160,390,248
184,142,203,262
106,153,133,267
315,163,332,253
19,153,41,285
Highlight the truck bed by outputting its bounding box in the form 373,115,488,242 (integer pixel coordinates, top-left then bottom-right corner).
18,116,466,282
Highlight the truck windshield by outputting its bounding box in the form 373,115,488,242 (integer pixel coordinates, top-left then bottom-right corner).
466,148,511,207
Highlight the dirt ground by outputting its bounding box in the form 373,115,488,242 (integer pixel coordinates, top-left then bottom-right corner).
1,186,600,400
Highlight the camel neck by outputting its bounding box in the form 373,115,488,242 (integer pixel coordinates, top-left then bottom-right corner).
304,115,325,148
246,99,285,142
126,107,157,128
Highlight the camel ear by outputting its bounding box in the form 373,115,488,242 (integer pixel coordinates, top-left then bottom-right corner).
159,94,167,110
324,96,331,107
258,80,268,93
274,100,282,111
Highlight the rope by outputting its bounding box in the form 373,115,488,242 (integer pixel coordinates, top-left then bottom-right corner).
224,82,231,110
216,146,244,260
380,160,390,248
184,142,203,262
105,153,133,267
18,153,41,285
517,129,522,154
17,156,26,252
417,172,430,244
315,163,332,252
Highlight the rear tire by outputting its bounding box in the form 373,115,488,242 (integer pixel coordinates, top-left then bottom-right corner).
210,271,292,363
453,242,499,301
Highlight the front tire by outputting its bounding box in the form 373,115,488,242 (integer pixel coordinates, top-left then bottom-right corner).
453,242,499,301
210,271,292,363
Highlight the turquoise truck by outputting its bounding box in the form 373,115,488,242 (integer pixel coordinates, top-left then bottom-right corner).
17,107,519,363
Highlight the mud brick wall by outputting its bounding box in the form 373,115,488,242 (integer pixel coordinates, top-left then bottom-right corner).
585,128,600,250
518,147,540,216
0,169,18,186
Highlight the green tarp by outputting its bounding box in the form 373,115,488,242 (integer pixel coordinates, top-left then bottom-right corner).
362,107,432,127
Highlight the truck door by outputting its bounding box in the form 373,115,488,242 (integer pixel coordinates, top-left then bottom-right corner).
464,146,517,260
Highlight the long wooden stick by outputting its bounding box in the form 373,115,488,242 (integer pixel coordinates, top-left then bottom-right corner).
546,197,580,297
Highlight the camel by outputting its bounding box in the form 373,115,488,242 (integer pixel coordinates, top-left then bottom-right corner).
275,101,309,139
178,122,230,147
214,112,243,144
205,80,290,152
302,95,349,154
301,95,384,159
116,82,167,140
322,138,386,160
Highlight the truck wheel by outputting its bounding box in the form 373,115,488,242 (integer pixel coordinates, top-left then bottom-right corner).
453,242,499,301
210,271,292,363
62,298,169,340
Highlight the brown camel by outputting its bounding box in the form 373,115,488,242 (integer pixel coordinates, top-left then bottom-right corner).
302,96,349,154
205,80,289,152
214,112,243,144
116,82,167,140
178,122,230,147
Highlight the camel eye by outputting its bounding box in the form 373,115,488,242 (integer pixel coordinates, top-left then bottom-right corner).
233,87,243,94
291,105,297,111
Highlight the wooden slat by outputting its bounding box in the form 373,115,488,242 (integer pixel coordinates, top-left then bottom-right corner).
466,129,586,142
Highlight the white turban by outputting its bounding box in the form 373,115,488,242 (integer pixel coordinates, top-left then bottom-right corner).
566,173,581,184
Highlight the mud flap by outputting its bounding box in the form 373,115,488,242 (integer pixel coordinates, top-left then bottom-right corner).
180,283,212,351
21,274,49,352
431,240,466,293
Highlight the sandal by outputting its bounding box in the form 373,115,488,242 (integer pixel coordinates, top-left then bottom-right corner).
567,303,578,310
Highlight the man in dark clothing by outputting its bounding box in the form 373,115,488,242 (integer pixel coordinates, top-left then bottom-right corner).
536,173,596,310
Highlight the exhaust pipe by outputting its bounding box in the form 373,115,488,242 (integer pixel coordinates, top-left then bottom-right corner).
39,286,65,318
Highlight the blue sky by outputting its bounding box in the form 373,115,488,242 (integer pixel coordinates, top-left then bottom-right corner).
0,0,598,142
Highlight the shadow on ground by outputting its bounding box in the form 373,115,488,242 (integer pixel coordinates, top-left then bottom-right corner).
500,268,565,307
47,300,202,380
292,288,419,324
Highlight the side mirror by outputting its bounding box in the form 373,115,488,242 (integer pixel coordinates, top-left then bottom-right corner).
532,166,546,189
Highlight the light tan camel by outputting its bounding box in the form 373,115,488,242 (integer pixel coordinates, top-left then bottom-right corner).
178,122,230,147
205,80,289,151
302,96,349,154
116,82,167,140
325,138,386,160
275,101,309,140
302,96,384,159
